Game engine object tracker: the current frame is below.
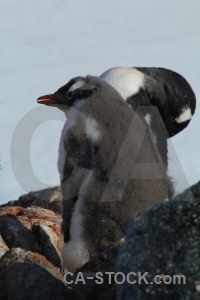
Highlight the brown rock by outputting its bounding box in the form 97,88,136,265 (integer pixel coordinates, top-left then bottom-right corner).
0,214,40,252
0,206,23,216
0,187,121,299
0,205,63,268
0,247,63,281
17,206,62,227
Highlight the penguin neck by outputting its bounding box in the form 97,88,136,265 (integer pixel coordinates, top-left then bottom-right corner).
54,99,87,118
71,90,132,132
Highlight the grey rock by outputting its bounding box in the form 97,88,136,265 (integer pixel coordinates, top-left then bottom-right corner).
1,186,62,213
0,263,77,300
116,181,200,300
32,222,63,268
0,235,9,259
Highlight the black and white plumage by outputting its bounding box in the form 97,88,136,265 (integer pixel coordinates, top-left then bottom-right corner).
100,67,196,138
37,76,173,272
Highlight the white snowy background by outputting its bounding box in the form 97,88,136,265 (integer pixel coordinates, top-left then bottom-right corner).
0,0,199,204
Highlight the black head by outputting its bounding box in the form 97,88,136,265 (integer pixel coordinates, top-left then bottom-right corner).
37,76,97,108
136,67,196,137
100,67,196,137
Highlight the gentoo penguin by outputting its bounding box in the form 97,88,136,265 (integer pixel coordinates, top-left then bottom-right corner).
100,67,196,137
37,76,173,272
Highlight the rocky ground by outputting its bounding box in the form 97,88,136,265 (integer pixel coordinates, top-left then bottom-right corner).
0,183,200,300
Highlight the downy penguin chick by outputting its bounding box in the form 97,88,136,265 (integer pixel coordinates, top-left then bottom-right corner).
37,76,173,272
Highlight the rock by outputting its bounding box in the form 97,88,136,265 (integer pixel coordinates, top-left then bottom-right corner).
0,235,9,259
0,213,40,253
0,263,77,300
1,186,62,213
116,182,200,300
0,205,63,268
0,248,63,281
32,222,63,268
65,239,123,300
0,181,200,299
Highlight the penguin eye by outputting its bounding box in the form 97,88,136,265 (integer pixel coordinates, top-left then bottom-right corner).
67,91,74,99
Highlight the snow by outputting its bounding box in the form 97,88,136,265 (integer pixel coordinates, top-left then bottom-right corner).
0,0,200,203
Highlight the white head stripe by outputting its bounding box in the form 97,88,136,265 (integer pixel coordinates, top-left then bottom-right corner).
175,107,192,123
69,80,85,92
